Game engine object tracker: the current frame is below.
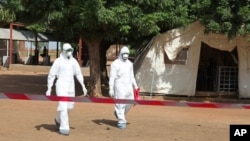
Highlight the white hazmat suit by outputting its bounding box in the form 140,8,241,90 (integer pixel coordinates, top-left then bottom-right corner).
109,46,138,129
46,43,87,135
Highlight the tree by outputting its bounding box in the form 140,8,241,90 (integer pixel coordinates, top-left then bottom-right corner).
192,0,250,38
4,0,250,97
52,0,193,96
0,0,16,26
0,0,199,96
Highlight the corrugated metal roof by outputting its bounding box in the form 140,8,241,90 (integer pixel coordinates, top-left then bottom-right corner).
0,28,56,41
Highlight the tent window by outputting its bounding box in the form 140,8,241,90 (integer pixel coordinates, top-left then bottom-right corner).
164,48,188,65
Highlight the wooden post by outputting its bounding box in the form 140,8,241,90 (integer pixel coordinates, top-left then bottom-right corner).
78,36,83,66
116,43,118,57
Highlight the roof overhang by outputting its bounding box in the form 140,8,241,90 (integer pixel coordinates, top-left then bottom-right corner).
0,28,57,41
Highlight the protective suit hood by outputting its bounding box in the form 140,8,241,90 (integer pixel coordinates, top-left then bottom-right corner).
119,46,130,61
62,43,74,59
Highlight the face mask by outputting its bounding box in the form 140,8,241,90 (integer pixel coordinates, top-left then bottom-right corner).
122,53,129,60
66,51,73,58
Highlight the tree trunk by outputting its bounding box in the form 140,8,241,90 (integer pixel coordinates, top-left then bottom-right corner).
84,38,102,97
99,40,111,86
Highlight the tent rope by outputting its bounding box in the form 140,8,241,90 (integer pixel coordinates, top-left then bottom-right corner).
134,37,155,63
134,37,155,87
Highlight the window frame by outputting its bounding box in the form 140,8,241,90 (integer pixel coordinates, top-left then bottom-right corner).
164,47,189,65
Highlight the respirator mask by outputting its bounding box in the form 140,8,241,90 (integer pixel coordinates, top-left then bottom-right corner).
65,50,73,58
121,53,129,61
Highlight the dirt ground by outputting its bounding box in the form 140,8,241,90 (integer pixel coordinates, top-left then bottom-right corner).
1,65,250,141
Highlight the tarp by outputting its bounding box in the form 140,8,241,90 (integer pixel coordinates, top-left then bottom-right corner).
134,21,250,98
0,28,55,41
106,44,120,61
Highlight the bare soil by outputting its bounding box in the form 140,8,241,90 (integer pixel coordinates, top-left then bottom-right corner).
0,65,250,141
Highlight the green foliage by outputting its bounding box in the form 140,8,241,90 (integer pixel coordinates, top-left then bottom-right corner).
198,0,250,38
0,0,20,22
2,0,194,43
129,48,136,57
0,8,16,22
26,23,47,33
3,0,250,94
2,0,250,41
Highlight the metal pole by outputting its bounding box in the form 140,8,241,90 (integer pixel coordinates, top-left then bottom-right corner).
6,40,9,56
9,22,25,64
9,22,13,64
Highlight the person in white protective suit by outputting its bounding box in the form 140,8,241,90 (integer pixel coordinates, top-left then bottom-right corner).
109,46,138,129
46,43,87,135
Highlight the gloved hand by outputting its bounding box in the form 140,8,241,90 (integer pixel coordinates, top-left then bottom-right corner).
82,86,88,96
109,89,114,98
135,87,140,91
133,81,138,90
46,88,51,96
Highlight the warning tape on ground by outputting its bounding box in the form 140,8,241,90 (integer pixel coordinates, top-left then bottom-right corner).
0,92,250,109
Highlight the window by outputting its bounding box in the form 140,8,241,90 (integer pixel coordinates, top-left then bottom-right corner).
164,48,188,65
218,66,238,93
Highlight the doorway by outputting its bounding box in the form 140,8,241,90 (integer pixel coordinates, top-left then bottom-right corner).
196,42,238,94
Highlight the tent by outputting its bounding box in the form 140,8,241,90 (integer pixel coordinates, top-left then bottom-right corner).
134,21,250,98
106,44,121,61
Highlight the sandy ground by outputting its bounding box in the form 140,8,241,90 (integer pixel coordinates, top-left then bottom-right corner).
1,66,250,141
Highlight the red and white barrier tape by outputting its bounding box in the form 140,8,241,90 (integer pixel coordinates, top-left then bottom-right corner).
1,92,250,109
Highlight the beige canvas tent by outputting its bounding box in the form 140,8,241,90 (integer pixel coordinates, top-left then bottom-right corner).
106,44,121,61
134,21,250,98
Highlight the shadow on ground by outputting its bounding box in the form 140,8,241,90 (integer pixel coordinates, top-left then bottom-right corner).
35,124,59,133
35,124,75,133
92,119,117,128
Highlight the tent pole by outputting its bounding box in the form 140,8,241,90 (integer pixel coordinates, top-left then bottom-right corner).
150,43,157,99
150,58,156,99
